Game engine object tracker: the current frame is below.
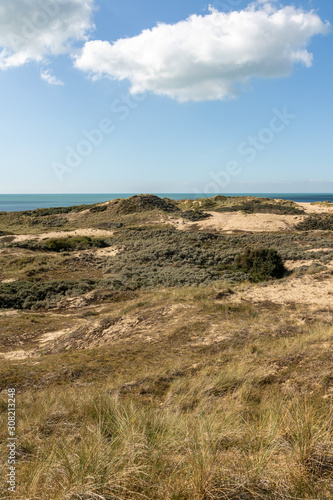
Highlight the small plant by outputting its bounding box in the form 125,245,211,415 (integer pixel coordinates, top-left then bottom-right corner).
45,236,107,252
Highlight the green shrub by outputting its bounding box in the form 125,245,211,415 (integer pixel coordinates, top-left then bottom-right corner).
90,205,107,213
0,279,98,310
14,237,109,252
181,210,212,221
112,195,179,215
235,248,287,282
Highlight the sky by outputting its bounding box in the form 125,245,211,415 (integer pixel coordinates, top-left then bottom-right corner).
0,0,332,194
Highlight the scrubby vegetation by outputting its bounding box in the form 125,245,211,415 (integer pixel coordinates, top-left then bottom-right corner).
181,209,212,221
0,279,98,309
28,217,68,227
179,195,304,215
296,214,333,231
20,203,96,217
102,227,251,288
11,236,109,253
45,236,108,252
216,199,304,215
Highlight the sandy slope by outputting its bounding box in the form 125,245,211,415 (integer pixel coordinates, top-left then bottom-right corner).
168,202,332,233
298,202,333,214
232,272,333,307
4,228,114,243
169,212,304,232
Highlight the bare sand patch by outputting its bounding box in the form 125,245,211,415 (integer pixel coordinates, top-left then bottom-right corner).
0,349,35,361
169,212,304,232
92,247,119,257
0,310,19,317
284,260,316,270
39,329,71,346
297,202,333,214
10,228,114,243
232,274,333,307
305,247,332,253
64,209,90,220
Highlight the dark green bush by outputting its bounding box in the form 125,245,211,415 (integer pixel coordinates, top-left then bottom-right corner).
12,236,109,253
181,210,212,221
235,248,287,282
45,236,107,252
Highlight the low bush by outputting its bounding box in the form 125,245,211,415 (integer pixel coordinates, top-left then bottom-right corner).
182,210,212,221
296,214,333,231
12,236,109,252
28,217,67,227
94,222,123,229
45,236,107,252
102,227,250,289
112,195,179,215
215,198,304,215
21,204,93,217
0,279,98,309
235,248,287,282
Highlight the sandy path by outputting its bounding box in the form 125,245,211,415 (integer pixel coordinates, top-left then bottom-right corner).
4,228,114,243
297,202,333,214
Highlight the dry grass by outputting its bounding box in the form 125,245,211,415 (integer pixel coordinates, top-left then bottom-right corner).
1,285,333,499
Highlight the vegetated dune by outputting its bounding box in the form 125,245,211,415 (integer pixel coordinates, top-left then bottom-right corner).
2,194,333,499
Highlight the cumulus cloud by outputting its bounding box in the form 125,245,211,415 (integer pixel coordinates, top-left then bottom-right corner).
75,2,330,101
40,69,64,86
0,0,95,70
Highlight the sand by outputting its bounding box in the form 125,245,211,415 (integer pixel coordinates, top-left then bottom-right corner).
298,202,333,214
169,212,304,232
168,201,333,233
232,273,333,307
4,228,114,243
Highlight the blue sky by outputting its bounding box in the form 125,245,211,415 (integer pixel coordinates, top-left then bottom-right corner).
0,0,332,194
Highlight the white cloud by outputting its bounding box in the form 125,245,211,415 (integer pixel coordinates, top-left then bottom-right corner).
0,0,95,70
40,69,64,86
75,2,330,102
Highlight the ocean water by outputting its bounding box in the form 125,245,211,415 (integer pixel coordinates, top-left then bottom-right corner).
0,193,333,213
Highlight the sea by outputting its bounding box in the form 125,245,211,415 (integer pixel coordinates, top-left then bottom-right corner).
0,193,333,213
